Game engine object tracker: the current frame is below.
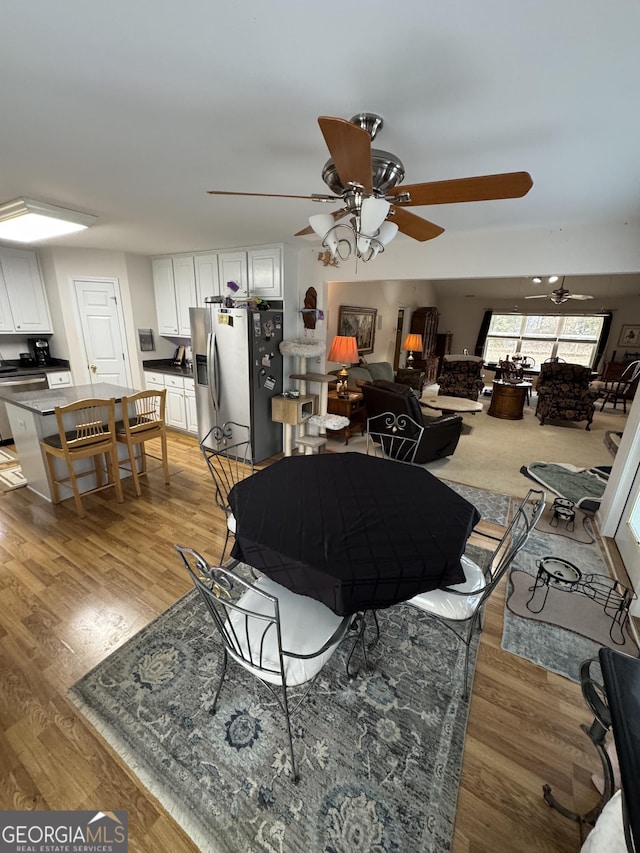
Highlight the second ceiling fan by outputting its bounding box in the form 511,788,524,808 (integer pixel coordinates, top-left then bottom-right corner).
208,112,534,258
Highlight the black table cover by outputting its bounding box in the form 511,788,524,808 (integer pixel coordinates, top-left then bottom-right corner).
599,647,640,852
229,452,481,616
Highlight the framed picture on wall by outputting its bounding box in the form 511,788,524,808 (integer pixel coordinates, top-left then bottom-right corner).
338,305,377,355
619,325,640,347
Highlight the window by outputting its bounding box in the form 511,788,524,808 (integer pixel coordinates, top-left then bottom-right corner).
484,314,605,368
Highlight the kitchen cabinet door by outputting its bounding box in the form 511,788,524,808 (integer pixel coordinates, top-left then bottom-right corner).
173,255,196,336
0,266,14,332
194,253,221,304
0,248,52,332
218,251,248,298
185,389,198,435
166,386,187,430
247,245,282,299
152,258,179,335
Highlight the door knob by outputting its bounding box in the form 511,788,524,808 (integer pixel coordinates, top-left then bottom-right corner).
90,364,97,373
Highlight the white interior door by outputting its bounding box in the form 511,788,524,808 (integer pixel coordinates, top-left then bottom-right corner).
74,278,130,387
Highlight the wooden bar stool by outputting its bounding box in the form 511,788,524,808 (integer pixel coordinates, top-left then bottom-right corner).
115,389,169,496
40,397,124,518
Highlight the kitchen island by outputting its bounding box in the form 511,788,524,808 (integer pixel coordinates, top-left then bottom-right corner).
0,382,139,502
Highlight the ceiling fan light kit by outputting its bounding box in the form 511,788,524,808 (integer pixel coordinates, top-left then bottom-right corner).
209,111,533,264
525,278,594,305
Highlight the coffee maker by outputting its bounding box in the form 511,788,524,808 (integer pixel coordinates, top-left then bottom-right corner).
28,338,52,366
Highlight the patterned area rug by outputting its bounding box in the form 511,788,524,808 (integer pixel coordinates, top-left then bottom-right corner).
69,554,488,853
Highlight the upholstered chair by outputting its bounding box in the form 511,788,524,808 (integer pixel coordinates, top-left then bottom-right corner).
436,355,485,401
535,362,599,429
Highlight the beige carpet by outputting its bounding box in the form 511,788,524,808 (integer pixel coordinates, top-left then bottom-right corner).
327,391,629,499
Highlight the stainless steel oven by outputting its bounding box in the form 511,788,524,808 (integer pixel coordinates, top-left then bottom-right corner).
0,373,48,442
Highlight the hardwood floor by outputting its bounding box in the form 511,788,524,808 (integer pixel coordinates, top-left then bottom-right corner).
0,432,601,852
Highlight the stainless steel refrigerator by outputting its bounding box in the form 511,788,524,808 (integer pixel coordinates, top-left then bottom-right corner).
190,300,284,462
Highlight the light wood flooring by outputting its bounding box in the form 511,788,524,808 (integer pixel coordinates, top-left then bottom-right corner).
0,432,606,852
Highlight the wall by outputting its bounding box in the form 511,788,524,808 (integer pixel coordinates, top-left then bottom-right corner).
325,279,438,368
39,247,171,387
436,293,640,364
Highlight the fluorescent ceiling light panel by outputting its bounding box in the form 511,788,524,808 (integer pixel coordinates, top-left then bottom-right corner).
0,198,97,243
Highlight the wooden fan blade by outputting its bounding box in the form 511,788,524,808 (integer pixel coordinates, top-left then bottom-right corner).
294,208,349,237
318,116,373,193
524,294,549,299
569,294,594,300
388,172,533,206
390,206,444,242
208,190,336,201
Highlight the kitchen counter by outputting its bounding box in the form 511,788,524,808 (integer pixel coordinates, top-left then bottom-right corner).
2,382,140,502
0,382,137,416
142,358,194,378
0,359,71,380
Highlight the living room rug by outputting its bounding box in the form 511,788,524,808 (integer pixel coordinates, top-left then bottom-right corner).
68,554,488,853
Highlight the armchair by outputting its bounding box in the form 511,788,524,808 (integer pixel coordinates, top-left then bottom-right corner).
436,355,485,401
535,362,599,430
360,380,463,464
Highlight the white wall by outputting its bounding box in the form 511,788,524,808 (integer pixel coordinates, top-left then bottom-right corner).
39,247,172,387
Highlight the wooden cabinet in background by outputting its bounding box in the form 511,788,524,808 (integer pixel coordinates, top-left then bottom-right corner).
410,307,440,384
435,332,453,376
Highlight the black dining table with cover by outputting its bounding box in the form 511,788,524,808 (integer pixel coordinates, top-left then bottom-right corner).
228,453,481,617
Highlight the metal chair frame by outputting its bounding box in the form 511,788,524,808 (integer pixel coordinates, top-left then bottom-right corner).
175,546,350,782
366,411,425,464
40,396,124,518
116,389,169,496
200,422,253,562
408,489,546,699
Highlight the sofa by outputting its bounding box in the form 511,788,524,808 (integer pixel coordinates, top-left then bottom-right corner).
360,380,463,464
332,361,426,393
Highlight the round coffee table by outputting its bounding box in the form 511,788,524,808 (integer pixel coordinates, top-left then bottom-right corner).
420,394,483,415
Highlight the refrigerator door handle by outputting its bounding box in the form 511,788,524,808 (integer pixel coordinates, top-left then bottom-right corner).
208,331,220,412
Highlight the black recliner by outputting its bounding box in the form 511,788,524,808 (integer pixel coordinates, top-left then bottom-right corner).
360,380,463,464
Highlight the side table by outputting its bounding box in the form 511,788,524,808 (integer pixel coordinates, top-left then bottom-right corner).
487,380,530,420
326,391,365,445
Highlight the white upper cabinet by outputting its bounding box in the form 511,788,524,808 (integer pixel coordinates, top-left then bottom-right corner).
248,245,282,299
152,257,179,335
0,248,53,333
218,251,248,298
172,255,196,335
152,255,196,336
194,253,221,304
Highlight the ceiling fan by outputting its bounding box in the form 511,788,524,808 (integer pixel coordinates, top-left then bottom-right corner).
208,112,533,261
525,281,594,305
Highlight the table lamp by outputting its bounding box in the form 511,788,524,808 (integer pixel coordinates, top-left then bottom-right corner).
402,333,423,369
328,335,359,398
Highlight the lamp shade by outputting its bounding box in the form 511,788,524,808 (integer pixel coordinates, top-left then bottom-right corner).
360,197,390,236
327,335,359,364
309,212,340,256
402,333,423,353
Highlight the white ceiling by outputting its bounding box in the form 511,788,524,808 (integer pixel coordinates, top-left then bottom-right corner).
2,0,640,301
